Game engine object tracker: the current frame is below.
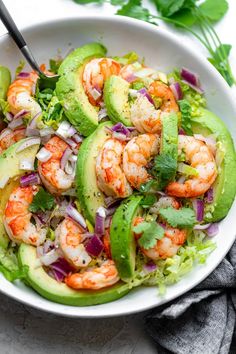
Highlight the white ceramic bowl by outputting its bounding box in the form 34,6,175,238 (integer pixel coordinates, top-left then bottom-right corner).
0,15,235,318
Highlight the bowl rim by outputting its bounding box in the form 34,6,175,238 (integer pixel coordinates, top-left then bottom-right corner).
0,14,235,318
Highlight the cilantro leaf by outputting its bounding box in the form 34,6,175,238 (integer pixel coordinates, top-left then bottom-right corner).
178,99,193,135
139,179,159,193
151,153,177,189
117,0,152,23
159,207,196,228
199,0,228,22
29,187,55,213
133,221,164,249
153,0,196,17
140,194,157,208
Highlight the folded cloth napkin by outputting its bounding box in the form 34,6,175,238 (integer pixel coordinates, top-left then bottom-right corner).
145,240,236,354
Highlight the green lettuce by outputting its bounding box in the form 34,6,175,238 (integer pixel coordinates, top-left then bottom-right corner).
0,246,28,282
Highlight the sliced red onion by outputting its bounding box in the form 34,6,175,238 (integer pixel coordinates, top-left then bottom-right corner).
26,126,40,137
36,245,44,258
16,137,41,153
138,88,154,105
41,135,52,145
170,82,183,100
60,147,72,170
43,239,55,254
194,223,211,230
73,133,83,144
178,128,186,135
40,249,60,266
20,172,40,187
192,199,204,222
95,206,107,235
67,126,77,137
89,88,102,100
181,80,204,94
17,72,30,79
56,121,71,139
51,257,75,273
111,122,130,135
143,261,157,273
19,158,35,171
48,269,64,282
85,235,104,257
181,68,200,87
29,112,41,129
36,211,51,225
65,160,76,175
66,204,87,229
205,188,214,203
98,108,108,121
104,196,122,208
36,147,52,162
13,109,29,120
104,215,112,229
206,223,219,237
5,112,13,122
65,138,77,149
40,127,55,137
112,131,128,141
8,117,24,130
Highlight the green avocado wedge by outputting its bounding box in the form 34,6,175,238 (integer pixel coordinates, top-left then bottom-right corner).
104,75,132,126
0,139,40,248
76,121,112,224
18,244,129,306
56,43,107,136
191,108,236,221
110,195,143,282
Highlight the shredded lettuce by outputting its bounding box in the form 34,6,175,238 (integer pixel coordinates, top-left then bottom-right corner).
0,246,28,282
126,232,216,295
113,51,139,65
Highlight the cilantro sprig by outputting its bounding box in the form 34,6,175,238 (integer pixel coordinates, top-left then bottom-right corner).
29,187,55,213
73,0,235,86
133,221,164,249
159,207,196,228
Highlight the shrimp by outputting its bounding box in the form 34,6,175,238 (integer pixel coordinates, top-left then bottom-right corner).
38,136,75,195
166,135,217,198
3,185,46,246
134,216,187,260
83,58,121,106
55,218,91,268
65,259,119,290
96,138,132,198
130,95,162,133
149,81,179,113
0,127,25,154
123,134,159,189
7,71,41,118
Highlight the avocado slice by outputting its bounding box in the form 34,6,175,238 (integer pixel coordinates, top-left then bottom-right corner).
18,244,129,306
76,121,112,224
56,43,107,136
0,139,40,248
110,195,143,282
104,75,132,126
191,108,236,221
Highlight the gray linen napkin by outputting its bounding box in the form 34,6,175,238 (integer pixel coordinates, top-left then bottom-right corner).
146,240,236,354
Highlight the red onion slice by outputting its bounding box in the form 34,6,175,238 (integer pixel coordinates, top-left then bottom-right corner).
56,121,71,139
40,127,55,137
181,80,204,94
29,112,41,129
192,199,204,222
170,82,183,100
89,88,102,100
5,112,13,122
66,205,87,229
60,147,72,170
36,147,52,162
85,235,104,257
8,117,24,130
98,108,108,121
205,188,214,203
206,223,219,237
26,126,40,137
20,172,41,187
13,109,29,120
40,249,60,266
138,88,154,105
73,134,83,144
16,137,41,153
17,72,30,79
143,261,157,273
95,206,107,235
194,223,211,230
181,68,200,87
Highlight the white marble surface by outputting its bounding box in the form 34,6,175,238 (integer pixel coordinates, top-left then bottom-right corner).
0,0,236,353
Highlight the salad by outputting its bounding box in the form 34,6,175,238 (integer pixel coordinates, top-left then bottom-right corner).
0,42,235,306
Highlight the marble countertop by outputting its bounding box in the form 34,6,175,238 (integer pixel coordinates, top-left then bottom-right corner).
0,0,236,352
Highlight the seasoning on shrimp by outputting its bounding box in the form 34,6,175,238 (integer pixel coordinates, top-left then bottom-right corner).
0,127,25,154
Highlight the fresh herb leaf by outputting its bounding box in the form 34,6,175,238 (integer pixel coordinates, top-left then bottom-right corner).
178,99,193,135
199,0,228,22
117,0,152,22
133,221,164,249
42,96,64,129
159,207,196,228
35,87,54,110
140,194,157,208
154,0,185,17
170,8,196,27
29,187,55,213
139,179,159,193
15,60,25,78
151,153,177,188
